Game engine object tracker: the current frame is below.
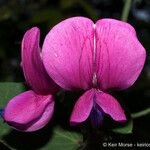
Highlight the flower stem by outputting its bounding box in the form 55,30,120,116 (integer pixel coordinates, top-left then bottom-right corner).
0,139,15,150
121,0,132,21
131,107,150,119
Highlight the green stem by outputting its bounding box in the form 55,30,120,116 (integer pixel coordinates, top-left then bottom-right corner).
121,0,132,21
0,139,15,150
131,108,150,119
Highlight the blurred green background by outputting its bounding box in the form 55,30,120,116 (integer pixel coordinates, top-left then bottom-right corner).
0,0,149,149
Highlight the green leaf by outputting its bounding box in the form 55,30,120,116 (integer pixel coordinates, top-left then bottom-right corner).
0,82,25,149
41,127,82,150
0,82,25,106
112,118,133,134
0,82,25,137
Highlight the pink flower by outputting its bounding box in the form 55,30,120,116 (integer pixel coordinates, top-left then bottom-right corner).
3,27,59,132
42,17,146,127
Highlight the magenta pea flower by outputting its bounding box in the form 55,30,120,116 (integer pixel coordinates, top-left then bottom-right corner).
42,17,146,127
3,27,59,132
